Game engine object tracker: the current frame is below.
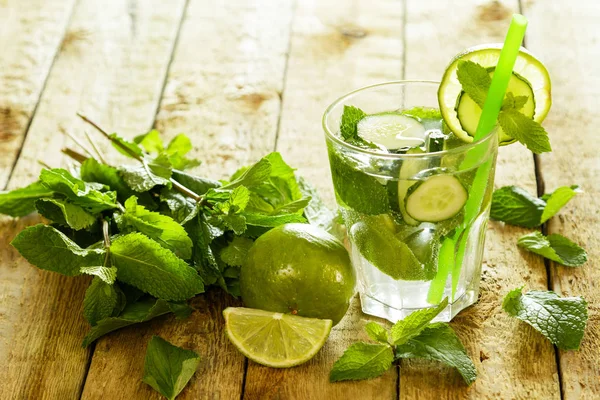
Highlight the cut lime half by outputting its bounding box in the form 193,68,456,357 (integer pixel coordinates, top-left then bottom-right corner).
223,307,332,368
438,44,551,144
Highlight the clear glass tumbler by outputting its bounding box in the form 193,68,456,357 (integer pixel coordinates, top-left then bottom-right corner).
323,81,498,322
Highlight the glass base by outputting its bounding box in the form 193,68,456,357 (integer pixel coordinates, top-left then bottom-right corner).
359,289,478,323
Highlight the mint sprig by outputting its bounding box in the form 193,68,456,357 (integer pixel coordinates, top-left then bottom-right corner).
330,298,476,385
518,231,587,267
502,287,588,350
456,60,551,153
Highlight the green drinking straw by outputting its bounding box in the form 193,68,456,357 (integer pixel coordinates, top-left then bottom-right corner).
427,14,529,305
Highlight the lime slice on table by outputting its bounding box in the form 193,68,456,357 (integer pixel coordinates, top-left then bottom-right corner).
223,307,332,368
438,44,552,145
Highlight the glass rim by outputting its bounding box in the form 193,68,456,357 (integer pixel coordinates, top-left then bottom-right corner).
322,80,497,159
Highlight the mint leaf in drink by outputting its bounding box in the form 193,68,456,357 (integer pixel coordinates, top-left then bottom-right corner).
396,322,477,385
111,233,204,301
540,185,581,223
119,196,193,259
109,133,144,158
456,60,491,108
0,181,53,217
35,198,96,230
134,130,164,153
11,224,104,276
390,297,448,345
82,298,175,347
80,265,117,284
490,186,546,227
517,232,587,267
340,105,367,141
297,175,335,231
220,236,253,267
142,336,200,400
329,342,394,382
83,277,119,326
120,154,173,192
39,168,117,213
497,109,552,154
501,92,528,111
364,322,389,344
502,287,588,350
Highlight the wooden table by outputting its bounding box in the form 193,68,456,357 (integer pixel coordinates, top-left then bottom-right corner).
0,0,598,398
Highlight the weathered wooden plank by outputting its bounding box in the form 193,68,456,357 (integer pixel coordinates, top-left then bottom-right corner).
0,1,187,398
0,0,76,187
398,0,560,398
81,0,295,398
522,1,600,398
243,0,404,398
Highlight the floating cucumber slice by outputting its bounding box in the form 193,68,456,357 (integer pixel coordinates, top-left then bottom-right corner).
397,147,428,226
405,175,468,222
357,113,426,150
456,70,535,144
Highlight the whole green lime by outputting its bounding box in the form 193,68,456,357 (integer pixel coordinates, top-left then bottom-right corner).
240,223,355,325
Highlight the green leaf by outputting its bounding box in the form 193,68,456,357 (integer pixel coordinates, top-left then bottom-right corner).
119,196,193,259
297,175,335,231
82,298,174,347
120,154,173,192
329,342,394,382
220,237,254,267
11,224,104,276
35,198,96,230
134,130,164,153
243,212,306,227
220,214,247,235
39,168,117,213
80,265,118,284
166,134,201,171
167,302,194,320
364,322,389,344
490,186,546,228
109,133,144,159
171,170,220,195
0,181,54,217
184,212,224,287
540,185,581,223
517,232,587,267
456,60,491,108
396,323,477,385
501,92,528,111
142,336,200,400
390,297,448,345
111,233,204,301
502,287,588,350
219,158,271,191
498,109,552,154
340,105,367,141
160,189,198,223
83,277,119,326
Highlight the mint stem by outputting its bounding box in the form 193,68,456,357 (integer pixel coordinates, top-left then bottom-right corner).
83,130,109,165
61,147,88,163
102,218,111,268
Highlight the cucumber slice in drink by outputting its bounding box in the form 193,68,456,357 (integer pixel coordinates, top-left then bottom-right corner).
438,44,551,144
357,113,426,150
397,147,428,226
405,175,468,222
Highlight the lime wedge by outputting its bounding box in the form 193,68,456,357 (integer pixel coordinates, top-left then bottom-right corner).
438,44,551,144
223,307,332,368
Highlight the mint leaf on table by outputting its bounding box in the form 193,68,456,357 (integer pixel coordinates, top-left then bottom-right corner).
340,105,367,141
364,322,390,344
11,224,104,276
142,336,200,400
396,322,477,385
111,233,204,301
109,133,144,159
167,302,194,320
491,186,546,227
119,196,193,259
243,212,306,228
390,297,448,345
82,298,175,347
297,175,335,231
219,158,271,191
39,168,117,213
502,287,588,350
184,212,224,287
80,265,118,284
329,342,394,382
497,109,552,154
540,185,581,223
171,170,220,195
35,198,96,230
220,236,253,267
160,189,198,223
517,232,587,267
166,134,201,171
0,181,53,217
83,277,119,326
134,130,164,153
456,60,491,108
120,154,173,192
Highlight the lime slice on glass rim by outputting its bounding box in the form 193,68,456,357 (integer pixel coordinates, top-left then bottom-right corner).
438,44,552,145
223,307,332,368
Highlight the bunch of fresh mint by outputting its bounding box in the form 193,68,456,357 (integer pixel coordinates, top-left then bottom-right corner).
0,115,332,349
